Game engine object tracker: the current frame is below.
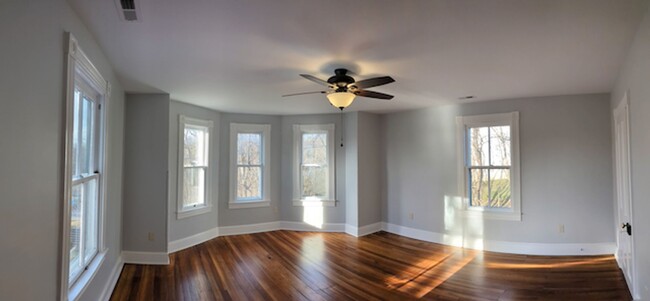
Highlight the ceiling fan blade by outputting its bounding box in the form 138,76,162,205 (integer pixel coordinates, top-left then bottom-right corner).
352,76,395,89
355,90,394,100
282,91,327,97
300,74,331,87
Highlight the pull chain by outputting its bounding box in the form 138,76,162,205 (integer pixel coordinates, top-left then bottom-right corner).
340,108,344,147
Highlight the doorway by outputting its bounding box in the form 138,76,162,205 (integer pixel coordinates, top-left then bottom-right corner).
613,93,637,298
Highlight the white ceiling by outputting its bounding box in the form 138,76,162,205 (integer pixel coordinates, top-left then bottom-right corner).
68,0,645,114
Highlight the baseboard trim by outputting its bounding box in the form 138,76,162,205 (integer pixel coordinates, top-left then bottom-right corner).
122,251,170,265
100,256,124,301
219,221,281,236
280,221,345,232
381,222,616,256
358,222,382,236
168,227,220,253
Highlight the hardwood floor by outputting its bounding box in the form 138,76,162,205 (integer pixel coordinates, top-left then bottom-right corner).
111,231,631,301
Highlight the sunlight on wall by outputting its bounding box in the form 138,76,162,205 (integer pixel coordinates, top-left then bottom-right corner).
302,202,324,229
444,195,485,250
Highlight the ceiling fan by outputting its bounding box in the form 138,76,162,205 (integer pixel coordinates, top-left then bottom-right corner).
283,68,395,110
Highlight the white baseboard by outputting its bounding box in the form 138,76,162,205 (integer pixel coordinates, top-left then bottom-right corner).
345,224,359,236
280,221,345,232
381,222,616,256
358,222,382,236
122,251,170,265
345,222,381,237
168,227,220,253
100,256,124,301
219,221,281,236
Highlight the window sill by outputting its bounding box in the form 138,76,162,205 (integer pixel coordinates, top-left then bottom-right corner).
69,250,107,301
462,209,521,221
177,205,212,219
293,199,336,207
229,200,271,209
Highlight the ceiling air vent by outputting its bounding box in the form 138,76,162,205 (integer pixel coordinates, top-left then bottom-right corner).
115,0,141,22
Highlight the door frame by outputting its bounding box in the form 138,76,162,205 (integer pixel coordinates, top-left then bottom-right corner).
613,92,637,299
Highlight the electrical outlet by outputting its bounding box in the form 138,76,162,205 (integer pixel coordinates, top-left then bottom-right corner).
148,232,155,241
273,206,278,213
559,224,565,233
409,213,414,220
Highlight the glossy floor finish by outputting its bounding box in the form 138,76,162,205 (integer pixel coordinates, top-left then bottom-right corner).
111,231,631,301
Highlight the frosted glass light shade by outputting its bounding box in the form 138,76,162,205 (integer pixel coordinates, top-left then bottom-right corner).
326,92,355,109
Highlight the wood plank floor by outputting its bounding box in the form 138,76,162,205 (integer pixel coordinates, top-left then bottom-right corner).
111,231,631,301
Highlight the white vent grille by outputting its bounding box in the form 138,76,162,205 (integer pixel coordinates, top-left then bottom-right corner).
115,0,141,22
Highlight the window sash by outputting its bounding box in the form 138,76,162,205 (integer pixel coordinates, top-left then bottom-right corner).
182,166,208,208
467,167,511,209
292,124,335,203
178,115,213,215
69,177,99,286
236,165,263,201
68,84,101,287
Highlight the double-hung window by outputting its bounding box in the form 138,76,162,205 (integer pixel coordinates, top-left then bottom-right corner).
293,124,336,206
62,34,109,300
229,123,271,209
457,112,521,220
177,115,213,219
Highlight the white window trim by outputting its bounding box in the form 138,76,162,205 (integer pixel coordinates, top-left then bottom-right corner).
229,123,271,209
456,112,521,221
177,115,213,219
292,124,336,207
61,33,111,301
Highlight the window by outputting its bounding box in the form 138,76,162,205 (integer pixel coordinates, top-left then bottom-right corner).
456,112,521,220
293,124,336,206
177,115,213,218
229,123,271,209
62,34,110,300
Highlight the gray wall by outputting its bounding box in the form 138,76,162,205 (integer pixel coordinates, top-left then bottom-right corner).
611,1,650,298
217,112,282,227
357,112,383,227
382,94,614,244
168,101,221,241
123,94,169,252
344,113,359,228
281,114,347,224
0,0,125,300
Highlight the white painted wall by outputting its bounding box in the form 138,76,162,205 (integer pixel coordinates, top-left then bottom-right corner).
0,0,125,300
382,94,615,246
611,1,650,298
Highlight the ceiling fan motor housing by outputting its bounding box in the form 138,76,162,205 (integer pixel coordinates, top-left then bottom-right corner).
327,68,355,88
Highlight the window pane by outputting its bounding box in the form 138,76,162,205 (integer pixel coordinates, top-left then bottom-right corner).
490,126,511,166
72,90,81,177
469,127,489,166
72,94,95,176
302,133,327,165
470,168,489,207
69,184,83,282
184,126,208,166
83,179,98,263
237,133,261,165
489,168,511,208
183,167,206,207
301,165,328,198
237,166,262,200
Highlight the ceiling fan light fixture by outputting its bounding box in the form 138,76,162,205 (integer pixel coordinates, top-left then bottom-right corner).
327,92,356,110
